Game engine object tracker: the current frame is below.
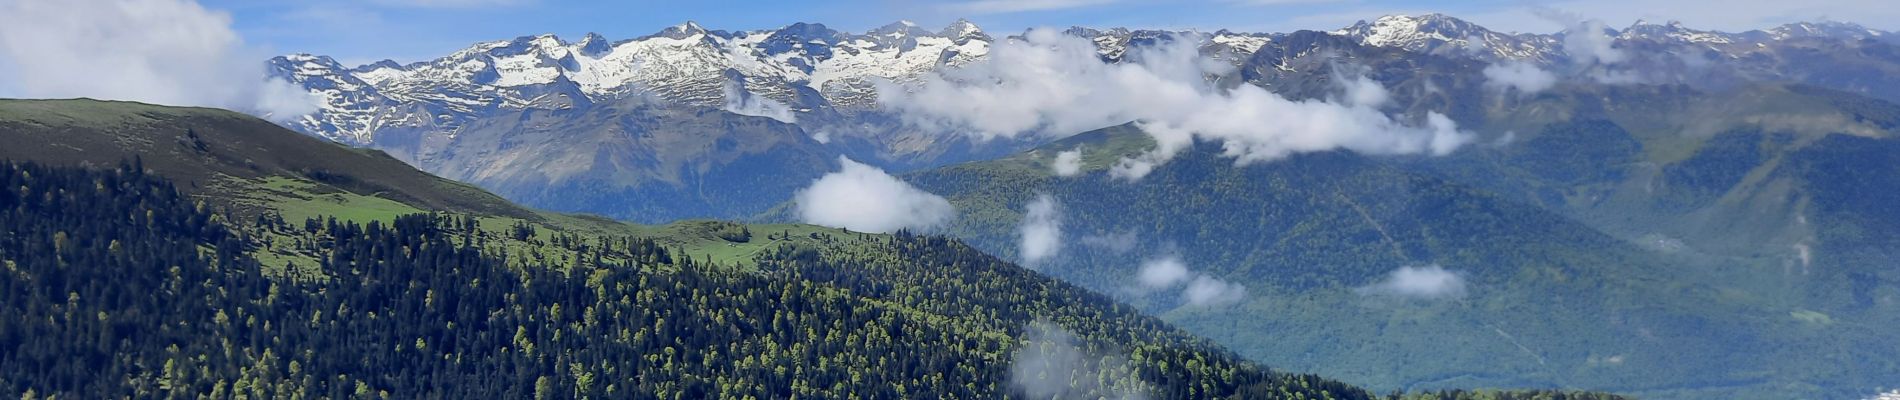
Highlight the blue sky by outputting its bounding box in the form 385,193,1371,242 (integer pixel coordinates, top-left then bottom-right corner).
197,0,1900,66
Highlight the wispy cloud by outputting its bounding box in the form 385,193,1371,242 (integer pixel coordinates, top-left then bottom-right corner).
1183,275,1247,307
1080,230,1139,254
1481,61,1558,94
1132,255,1247,308
1018,194,1064,265
722,82,798,123
1009,319,1153,399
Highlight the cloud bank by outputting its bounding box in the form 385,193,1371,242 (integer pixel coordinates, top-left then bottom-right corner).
794,157,955,233
880,29,1473,180
1136,257,1193,289
1018,194,1063,264
1528,8,1647,84
0,0,318,121
1357,265,1468,299
1008,319,1152,400
722,82,798,123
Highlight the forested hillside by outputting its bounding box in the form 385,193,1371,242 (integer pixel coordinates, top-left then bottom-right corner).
900,123,1900,399
0,159,1632,399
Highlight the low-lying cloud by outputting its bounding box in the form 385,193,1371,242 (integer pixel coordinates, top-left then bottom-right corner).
1051,148,1084,176
1018,194,1063,265
1480,8,1655,91
1546,13,1627,67
794,156,955,233
880,29,1473,180
1136,256,1192,289
722,82,797,123
1482,61,1558,94
1134,255,1247,307
0,0,318,121
1008,319,1152,400
1183,275,1247,307
1532,8,1643,85
1357,265,1468,299
1080,230,1140,254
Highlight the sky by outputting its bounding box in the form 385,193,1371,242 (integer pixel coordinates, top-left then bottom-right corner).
196,0,1900,67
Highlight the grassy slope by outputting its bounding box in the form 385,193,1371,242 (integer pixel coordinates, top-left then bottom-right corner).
0,98,848,269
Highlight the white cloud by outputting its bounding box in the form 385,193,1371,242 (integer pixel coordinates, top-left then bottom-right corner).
1482,61,1558,94
1529,8,1649,85
0,0,319,121
1136,256,1192,290
722,82,797,124
1555,19,1627,66
1018,194,1063,264
1009,319,1152,400
794,156,955,233
882,29,1472,181
1358,265,1469,299
1052,148,1084,177
1464,34,1489,54
943,0,1119,15
1183,275,1248,307
1133,255,1248,307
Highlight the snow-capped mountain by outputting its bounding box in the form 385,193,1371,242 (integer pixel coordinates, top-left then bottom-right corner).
273,20,1003,147
274,19,1297,150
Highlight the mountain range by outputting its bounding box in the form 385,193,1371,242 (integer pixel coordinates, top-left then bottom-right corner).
0,98,1644,400
221,12,1900,399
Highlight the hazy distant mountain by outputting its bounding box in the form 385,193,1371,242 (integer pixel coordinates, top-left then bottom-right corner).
1330,14,1900,103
